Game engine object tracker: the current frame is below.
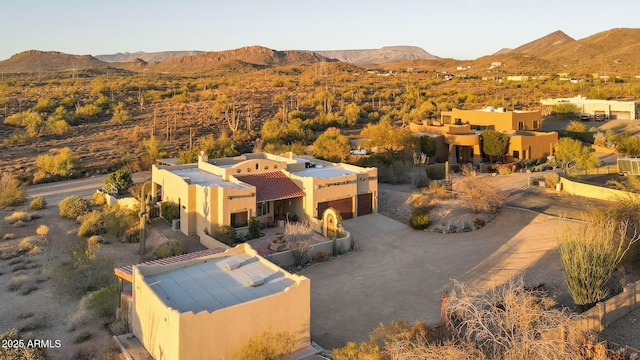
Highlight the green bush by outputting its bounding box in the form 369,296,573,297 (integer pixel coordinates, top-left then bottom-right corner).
29,197,47,210
0,329,46,360
152,239,186,260
104,169,134,194
78,211,105,237
86,284,119,321
59,195,90,219
92,191,107,206
409,211,431,230
247,216,262,240
426,163,446,180
213,225,238,246
161,201,180,222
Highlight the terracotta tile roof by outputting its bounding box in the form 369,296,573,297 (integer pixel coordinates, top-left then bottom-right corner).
236,171,306,202
114,248,225,282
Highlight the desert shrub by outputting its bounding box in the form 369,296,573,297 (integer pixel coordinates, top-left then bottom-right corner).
0,329,46,360
247,216,262,240
6,273,30,292
36,224,49,237
29,197,47,210
34,147,83,182
86,283,119,321
473,218,486,228
55,239,116,296
232,329,295,360
0,173,26,207
18,236,45,255
152,239,186,260
425,163,446,180
104,206,137,239
59,195,90,219
3,130,32,146
161,201,179,222
78,211,105,237
378,160,412,184
92,191,107,206
496,164,512,175
213,225,238,246
543,172,560,188
75,103,101,119
285,220,314,267
125,228,140,243
455,177,505,213
409,211,431,230
67,296,92,331
4,211,32,224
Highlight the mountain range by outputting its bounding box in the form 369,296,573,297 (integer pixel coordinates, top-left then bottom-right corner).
1,28,639,75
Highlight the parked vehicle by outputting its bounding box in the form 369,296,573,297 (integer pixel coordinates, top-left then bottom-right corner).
580,114,590,121
618,157,640,176
594,113,606,121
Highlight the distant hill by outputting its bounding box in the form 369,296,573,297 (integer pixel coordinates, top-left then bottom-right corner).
511,30,575,55
95,50,204,63
0,50,104,73
314,46,438,66
134,46,334,74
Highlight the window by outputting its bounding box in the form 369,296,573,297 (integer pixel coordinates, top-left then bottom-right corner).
512,150,520,159
230,211,248,228
517,121,524,130
256,202,270,216
533,120,539,129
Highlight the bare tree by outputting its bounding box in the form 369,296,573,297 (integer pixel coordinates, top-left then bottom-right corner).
447,276,586,360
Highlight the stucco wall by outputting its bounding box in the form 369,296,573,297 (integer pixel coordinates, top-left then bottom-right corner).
559,177,640,202
442,109,541,131
508,131,558,161
132,267,181,360
132,244,311,360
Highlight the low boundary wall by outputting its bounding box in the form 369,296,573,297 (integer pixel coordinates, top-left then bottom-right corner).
575,281,640,333
559,177,640,202
267,232,353,268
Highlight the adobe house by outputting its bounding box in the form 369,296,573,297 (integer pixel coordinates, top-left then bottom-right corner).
410,107,557,164
151,152,377,248
114,244,312,360
540,96,638,120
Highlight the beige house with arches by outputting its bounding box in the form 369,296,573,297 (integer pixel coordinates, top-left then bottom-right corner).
151,152,377,248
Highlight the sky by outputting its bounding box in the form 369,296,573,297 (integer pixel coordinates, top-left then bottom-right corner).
1,0,639,62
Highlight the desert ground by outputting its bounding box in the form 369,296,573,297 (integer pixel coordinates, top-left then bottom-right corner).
0,170,638,358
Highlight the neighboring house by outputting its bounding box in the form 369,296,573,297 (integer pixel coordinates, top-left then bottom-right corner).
411,107,557,164
151,152,377,248
540,95,639,120
114,244,312,360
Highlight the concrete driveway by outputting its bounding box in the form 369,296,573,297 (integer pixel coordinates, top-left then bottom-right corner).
302,209,568,349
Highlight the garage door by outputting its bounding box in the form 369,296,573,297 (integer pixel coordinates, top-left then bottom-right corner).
611,111,630,120
357,193,373,216
317,198,353,220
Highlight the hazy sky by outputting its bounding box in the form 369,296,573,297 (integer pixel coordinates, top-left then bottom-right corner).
1,0,638,61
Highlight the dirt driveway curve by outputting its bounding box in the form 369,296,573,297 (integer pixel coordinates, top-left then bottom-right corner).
302,172,591,350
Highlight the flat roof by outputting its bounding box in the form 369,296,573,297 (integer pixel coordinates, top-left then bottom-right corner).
293,165,360,179
144,252,295,313
169,168,248,189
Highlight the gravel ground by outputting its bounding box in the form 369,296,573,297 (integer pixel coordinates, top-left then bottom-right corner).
599,306,640,351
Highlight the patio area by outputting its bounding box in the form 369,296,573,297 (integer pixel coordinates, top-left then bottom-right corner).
246,225,329,256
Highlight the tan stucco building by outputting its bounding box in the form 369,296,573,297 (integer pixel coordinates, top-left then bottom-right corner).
116,244,311,360
411,107,557,163
151,152,377,248
540,96,638,120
